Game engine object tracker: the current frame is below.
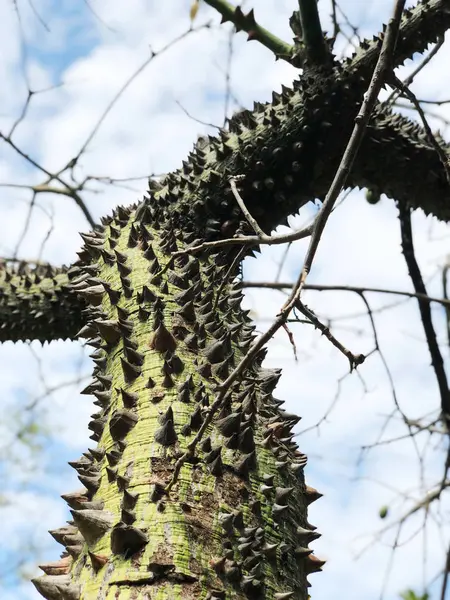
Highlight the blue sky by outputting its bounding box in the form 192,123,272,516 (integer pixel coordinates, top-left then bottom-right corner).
1,1,450,599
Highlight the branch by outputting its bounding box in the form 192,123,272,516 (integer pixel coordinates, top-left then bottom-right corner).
242,281,450,309
398,204,450,428
203,0,301,65
157,0,450,255
441,540,450,600
294,298,365,370
391,74,450,186
353,103,450,220
0,261,85,343
298,0,331,65
285,0,406,302
0,23,209,233
0,132,96,229
384,36,444,106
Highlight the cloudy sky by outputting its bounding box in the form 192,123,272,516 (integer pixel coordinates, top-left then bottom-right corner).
1,1,450,599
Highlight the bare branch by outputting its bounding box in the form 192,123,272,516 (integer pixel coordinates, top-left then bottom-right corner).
68,22,212,170
384,36,444,106
286,0,407,307
398,203,450,428
229,176,265,237
294,298,365,371
242,281,450,309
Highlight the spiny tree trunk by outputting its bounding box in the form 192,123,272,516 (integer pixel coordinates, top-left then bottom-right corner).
1,1,449,599
32,207,320,600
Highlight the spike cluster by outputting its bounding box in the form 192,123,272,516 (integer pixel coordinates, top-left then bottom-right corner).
0,261,84,343
144,0,450,239
2,2,450,349
352,104,450,220
32,204,324,599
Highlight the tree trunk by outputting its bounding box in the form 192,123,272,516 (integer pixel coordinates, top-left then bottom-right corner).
31,204,321,600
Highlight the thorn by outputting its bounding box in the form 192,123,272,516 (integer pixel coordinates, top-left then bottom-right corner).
88,551,109,571
120,357,141,382
109,410,139,440
110,523,148,557
305,486,323,505
70,509,114,546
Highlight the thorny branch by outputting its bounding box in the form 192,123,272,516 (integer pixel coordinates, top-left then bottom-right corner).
285,0,407,307
165,0,408,493
203,0,301,66
391,74,450,187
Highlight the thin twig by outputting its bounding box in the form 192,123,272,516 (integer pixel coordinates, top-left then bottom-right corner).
230,176,265,237
295,299,365,371
242,281,450,309
442,262,450,352
72,22,211,165
172,218,315,258
384,37,444,106
0,132,96,228
283,0,407,309
223,22,235,126
174,99,220,130
391,74,450,187
282,322,298,361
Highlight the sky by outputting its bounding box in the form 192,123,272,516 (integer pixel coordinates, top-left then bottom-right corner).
0,0,450,599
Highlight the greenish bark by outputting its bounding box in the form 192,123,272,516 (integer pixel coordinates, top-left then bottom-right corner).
33,207,320,600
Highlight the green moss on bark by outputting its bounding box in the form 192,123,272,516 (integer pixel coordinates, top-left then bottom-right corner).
33,205,321,600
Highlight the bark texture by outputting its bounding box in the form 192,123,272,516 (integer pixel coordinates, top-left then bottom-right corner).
0,261,84,343
32,205,320,600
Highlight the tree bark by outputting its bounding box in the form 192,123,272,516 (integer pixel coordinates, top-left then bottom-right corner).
32,206,320,600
